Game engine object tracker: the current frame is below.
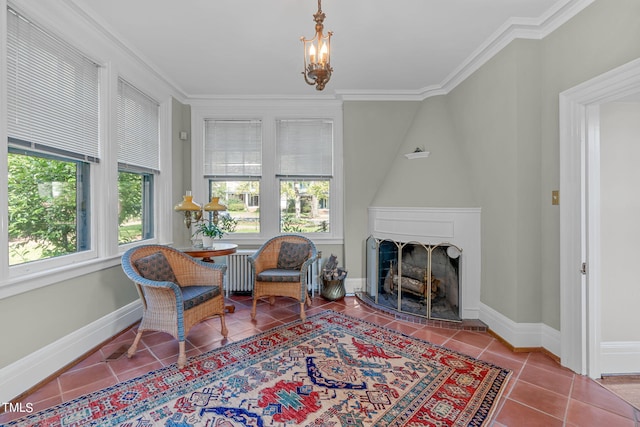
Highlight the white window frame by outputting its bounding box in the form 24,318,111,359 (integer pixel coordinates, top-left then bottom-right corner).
116,77,161,245
0,1,174,298
191,100,344,245
5,4,101,279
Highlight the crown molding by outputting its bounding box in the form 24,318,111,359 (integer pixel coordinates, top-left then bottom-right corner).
59,0,594,103
336,85,446,102
439,0,595,96
338,0,595,102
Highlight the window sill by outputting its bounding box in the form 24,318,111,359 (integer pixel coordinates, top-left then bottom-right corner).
0,255,122,300
220,235,344,247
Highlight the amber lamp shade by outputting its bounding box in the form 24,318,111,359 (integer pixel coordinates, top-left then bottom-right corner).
174,192,202,228
204,197,226,212
204,197,226,225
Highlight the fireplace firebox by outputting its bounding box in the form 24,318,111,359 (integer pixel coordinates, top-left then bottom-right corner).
365,237,462,321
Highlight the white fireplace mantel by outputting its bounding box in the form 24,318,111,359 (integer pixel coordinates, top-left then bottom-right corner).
368,207,482,319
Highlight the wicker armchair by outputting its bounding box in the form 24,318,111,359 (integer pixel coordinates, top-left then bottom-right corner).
121,245,228,368
248,234,318,321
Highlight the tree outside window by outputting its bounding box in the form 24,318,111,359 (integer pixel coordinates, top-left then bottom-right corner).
8,151,89,265
209,180,260,233
118,171,154,244
280,180,330,233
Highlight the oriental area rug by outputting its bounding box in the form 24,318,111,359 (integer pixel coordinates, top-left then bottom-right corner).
7,310,511,427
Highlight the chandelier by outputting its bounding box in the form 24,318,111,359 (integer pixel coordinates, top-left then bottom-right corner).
301,0,333,91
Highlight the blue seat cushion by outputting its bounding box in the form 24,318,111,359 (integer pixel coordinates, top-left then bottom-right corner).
257,268,302,282
181,285,221,310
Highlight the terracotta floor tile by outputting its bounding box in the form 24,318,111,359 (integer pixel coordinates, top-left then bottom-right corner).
99,329,138,355
571,374,638,419
138,330,176,348
115,361,165,382
385,320,420,336
477,350,526,376
61,375,118,401
58,362,114,393
485,339,529,362
341,306,375,318
0,408,25,424
450,330,495,350
186,325,227,349
566,397,636,426
440,338,484,359
362,312,395,326
509,380,569,419
192,337,231,354
526,351,573,376
409,328,452,346
5,295,639,427
108,348,159,374
518,363,574,395
495,398,564,427
18,377,60,404
142,339,182,361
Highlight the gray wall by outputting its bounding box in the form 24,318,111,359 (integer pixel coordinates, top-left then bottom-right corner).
538,0,640,329
342,101,421,282
343,0,640,329
0,266,137,367
172,98,193,247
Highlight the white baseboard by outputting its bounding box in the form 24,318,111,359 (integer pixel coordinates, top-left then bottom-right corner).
479,302,561,357
344,277,364,295
0,300,142,402
600,341,640,375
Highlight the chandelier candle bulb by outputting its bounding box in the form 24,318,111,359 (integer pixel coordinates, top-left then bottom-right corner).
301,0,333,90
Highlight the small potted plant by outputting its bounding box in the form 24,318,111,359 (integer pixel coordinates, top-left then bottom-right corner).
195,214,238,248
321,254,348,301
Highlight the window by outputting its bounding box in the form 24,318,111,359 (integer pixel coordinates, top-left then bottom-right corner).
6,7,99,265
205,120,262,234
196,104,342,242
8,149,90,265
276,119,332,234
117,171,154,244
117,78,159,244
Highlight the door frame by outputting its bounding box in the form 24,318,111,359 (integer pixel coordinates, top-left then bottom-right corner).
559,58,640,378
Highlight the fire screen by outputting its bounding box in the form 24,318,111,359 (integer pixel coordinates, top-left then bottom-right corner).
366,236,462,321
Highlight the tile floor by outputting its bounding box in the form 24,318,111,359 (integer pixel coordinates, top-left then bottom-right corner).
1,295,639,426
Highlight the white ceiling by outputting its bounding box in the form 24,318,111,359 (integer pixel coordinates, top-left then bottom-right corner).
68,0,591,100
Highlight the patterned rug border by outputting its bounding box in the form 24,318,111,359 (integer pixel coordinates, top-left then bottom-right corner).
7,309,512,426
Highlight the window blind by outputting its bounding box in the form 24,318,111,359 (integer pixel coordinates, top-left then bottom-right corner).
276,119,333,177
117,78,160,172
204,120,262,177
6,7,100,161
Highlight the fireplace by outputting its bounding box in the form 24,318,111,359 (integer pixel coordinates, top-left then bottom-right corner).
364,207,481,321
366,238,462,321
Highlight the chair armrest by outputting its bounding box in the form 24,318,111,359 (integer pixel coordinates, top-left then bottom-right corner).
133,277,183,309
300,254,318,275
247,252,277,274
